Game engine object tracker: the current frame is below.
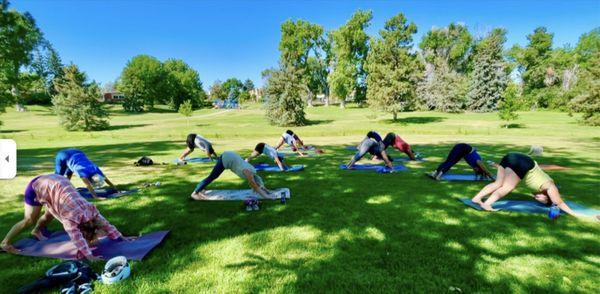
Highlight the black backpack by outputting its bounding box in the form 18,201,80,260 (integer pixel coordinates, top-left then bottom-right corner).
17,260,98,293
134,156,154,166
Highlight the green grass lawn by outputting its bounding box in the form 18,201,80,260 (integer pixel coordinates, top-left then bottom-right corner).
1,105,599,293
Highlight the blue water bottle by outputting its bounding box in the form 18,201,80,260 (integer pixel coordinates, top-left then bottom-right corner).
548,205,560,220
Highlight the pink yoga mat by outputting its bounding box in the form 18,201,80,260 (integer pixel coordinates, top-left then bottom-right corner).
12,230,169,260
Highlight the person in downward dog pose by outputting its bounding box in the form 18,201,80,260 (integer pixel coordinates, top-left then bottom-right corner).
191,151,276,200
179,133,218,163
54,149,118,199
427,143,493,180
0,174,129,260
274,130,306,156
246,143,288,171
346,136,394,170
382,132,419,161
471,153,587,218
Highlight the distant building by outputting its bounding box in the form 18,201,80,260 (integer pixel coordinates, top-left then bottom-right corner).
102,91,125,103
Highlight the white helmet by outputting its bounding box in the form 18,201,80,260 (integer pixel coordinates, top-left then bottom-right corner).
102,256,131,284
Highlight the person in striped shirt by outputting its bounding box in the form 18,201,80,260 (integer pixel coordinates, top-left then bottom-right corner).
1,174,129,260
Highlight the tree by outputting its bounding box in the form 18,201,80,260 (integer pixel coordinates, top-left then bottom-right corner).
575,28,600,70
569,51,600,126
264,65,306,126
467,28,509,112
29,39,63,99
52,65,109,131
243,79,255,92
498,82,520,127
0,0,43,111
420,22,473,73
117,54,164,112
178,99,193,126
417,57,467,113
221,78,244,101
329,10,372,107
209,80,226,100
366,13,421,120
162,59,206,110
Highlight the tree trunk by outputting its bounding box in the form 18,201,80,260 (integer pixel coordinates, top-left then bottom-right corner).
340,97,345,108
393,111,398,121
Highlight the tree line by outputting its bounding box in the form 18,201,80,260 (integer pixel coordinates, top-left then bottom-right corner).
264,10,599,126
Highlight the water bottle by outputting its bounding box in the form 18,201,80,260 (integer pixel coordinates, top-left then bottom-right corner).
548,205,560,220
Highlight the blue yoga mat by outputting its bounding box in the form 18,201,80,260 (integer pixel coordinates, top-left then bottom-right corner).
427,173,493,182
459,198,600,216
339,164,407,173
253,163,305,172
76,188,139,199
174,157,213,164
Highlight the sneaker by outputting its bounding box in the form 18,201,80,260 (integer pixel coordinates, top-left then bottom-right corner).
246,205,253,212
252,204,260,211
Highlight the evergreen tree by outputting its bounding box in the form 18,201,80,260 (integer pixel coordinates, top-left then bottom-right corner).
498,82,520,127
264,65,306,126
366,13,420,120
467,28,508,112
569,51,600,126
417,57,467,113
52,65,109,131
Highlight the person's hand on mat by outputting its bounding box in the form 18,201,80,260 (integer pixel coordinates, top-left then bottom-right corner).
1,243,20,254
119,236,136,242
86,255,103,262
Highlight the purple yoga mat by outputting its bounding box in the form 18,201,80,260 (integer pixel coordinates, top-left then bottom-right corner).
13,230,169,260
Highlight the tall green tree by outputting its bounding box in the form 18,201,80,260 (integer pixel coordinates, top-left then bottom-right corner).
264,65,306,126
52,64,109,131
329,10,372,107
417,57,467,113
574,27,600,70
209,80,226,100
243,79,255,92
221,78,244,101
569,49,600,126
162,59,205,110
366,13,420,120
117,54,164,112
0,0,43,111
420,22,473,73
498,82,520,127
467,28,509,112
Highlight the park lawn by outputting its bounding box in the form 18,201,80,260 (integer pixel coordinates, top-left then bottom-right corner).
0,104,599,293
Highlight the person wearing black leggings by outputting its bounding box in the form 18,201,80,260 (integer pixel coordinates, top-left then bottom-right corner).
428,143,493,180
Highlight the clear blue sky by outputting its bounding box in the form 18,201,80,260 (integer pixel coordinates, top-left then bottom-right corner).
13,0,600,88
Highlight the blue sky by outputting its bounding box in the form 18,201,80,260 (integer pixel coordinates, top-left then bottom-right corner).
13,0,600,88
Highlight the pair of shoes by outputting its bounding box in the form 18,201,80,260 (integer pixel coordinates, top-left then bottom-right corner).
252,204,260,211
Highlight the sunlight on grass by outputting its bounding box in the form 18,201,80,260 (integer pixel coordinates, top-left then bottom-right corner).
366,195,392,204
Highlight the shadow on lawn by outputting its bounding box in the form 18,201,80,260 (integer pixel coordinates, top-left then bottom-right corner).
104,124,150,131
0,141,598,292
386,116,445,125
0,129,22,133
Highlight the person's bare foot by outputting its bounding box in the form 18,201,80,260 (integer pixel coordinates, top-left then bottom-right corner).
191,191,207,201
1,243,20,254
31,229,47,240
480,203,498,212
471,198,484,206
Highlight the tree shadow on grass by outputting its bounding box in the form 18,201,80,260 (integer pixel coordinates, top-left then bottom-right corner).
104,124,149,131
0,141,598,292
0,129,22,133
304,119,334,126
386,116,445,125
501,123,526,129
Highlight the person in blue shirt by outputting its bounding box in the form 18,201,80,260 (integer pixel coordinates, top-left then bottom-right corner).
54,149,118,199
427,143,493,180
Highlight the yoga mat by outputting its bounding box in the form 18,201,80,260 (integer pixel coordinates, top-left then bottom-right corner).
76,188,139,199
12,230,169,260
426,173,493,182
198,188,290,200
174,157,213,164
459,199,600,216
279,147,321,155
339,164,407,173
253,163,305,172
345,146,358,151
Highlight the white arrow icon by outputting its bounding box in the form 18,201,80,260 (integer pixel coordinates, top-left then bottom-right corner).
0,139,16,179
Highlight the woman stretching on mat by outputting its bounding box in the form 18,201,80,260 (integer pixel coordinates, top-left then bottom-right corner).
179,133,218,163
427,143,493,180
0,174,129,260
274,130,307,156
55,149,118,199
471,153,584,218
346,137,394,169
246,143,288,171
191,151,276,200
382,132,419,161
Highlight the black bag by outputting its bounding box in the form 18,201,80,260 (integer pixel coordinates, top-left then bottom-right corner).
134,156,154,166
17,261,98,294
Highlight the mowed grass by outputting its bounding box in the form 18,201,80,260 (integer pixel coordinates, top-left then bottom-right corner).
0,104,599,293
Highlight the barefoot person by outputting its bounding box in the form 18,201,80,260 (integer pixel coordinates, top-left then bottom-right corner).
427,143,493,180
346,136,394,169
246,143,288,171
55,149,118,199
0,174,128,260
471,153,586,218
191,151,275,200
179,133,218,163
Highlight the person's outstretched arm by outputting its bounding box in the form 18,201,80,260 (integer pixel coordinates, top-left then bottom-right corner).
476,160,494,179
545,184,582,218
243,170,274,199
245,151,259,162
81,178,99,199
274,138,285,150
104,177,117,191
179,147,193,161
380,151,394,169
274,156,286,171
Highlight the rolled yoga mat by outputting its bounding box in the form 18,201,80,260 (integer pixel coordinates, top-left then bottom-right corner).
197,188,291,201
459,199,600,216
12,230,169,260
339,164,407,173
76,188,139,199
253,163,304,172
